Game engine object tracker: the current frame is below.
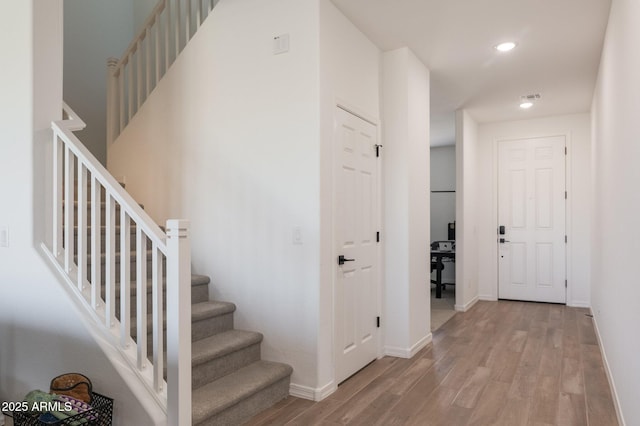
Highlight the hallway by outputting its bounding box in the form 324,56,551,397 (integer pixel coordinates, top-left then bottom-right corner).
247,300,617,425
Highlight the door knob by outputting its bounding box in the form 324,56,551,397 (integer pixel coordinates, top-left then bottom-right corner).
499,238,510,243
338,255,355,265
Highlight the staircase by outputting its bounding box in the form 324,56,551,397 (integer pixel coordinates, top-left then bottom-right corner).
44,1,295,423
188,286,292,425
47,99,291,424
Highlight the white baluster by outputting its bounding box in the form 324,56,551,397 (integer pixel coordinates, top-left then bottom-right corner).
136,228,148,370
128,59,134,123
137,42,143,112
166,219,192,426
64,147,75,273
52,133,63,257
175,0,182,56
146,28,152,99
155,22,161,87
118,67,125,134
120,210,131,348
106,58,119,144
166,1,172,72
152,243,164,392
196,0,202,29
186,0,191,42
91,177,102,309
77,162,87,290
105,195,116,328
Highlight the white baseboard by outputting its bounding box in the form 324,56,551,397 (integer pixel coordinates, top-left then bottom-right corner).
455,295,479,312
384,333,432,358
567,301,590,308
478,295,497,302
290,380,336,402
590,309,626,426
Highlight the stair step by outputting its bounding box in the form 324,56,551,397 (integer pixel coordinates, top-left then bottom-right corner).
132,299,235,340
192,360,292,426
192,301,236,341
113,274,209,299
73,225,138,254
113,274,209,317
192,330,262,389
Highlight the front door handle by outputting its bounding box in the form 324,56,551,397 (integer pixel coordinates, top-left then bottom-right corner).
338,255,355,265
499,238,510,243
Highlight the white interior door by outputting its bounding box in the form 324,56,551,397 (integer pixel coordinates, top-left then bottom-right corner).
498,136,566,303
334,107,379,384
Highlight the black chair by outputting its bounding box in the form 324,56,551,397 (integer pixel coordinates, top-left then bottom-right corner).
430,241,455,292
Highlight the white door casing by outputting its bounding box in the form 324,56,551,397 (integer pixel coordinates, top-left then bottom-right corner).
498,136,566,303
334,107,379,384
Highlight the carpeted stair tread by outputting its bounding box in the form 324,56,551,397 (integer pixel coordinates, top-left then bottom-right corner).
75,249,153,264
191,274,210,286
132,299,233,336
115,274,209,297
192,329,262,367
192,360,293,425
192,300,236,322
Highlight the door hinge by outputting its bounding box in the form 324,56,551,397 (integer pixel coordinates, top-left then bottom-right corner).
565,147,567,155
565,279,568,288
375,144,383,157
565,191,567,199
376,316,380,328
565,235,568,243
376,231,380,243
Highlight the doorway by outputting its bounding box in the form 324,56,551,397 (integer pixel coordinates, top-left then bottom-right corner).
333,106,381,384
430,145,456,330
497,136,567,303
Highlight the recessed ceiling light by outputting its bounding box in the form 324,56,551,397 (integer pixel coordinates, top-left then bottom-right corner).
495,42,517,52
520,102,533,109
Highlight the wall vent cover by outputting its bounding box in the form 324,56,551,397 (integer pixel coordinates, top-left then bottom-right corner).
520,93,541,101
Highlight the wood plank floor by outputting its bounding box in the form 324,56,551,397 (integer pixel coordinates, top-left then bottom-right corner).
246,300,618,426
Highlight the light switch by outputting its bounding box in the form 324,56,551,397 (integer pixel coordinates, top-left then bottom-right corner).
273,34,290,55
292,226,302,245
0,226,8,248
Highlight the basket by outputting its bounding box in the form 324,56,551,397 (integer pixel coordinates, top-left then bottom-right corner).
11,392,113,426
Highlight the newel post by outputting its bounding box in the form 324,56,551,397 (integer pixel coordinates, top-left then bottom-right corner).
166,219,192,426
106,57,119,144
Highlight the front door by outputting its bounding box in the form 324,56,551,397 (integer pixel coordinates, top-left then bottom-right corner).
334,107,379,384
498,136,566,303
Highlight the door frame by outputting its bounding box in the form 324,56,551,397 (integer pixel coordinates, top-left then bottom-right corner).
331,101,383,385
492,132,572,303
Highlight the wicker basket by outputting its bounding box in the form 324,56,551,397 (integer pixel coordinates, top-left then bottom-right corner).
11,392,113,426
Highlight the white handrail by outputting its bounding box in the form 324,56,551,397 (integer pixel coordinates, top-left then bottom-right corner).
107,0,219,143
48,103,192,423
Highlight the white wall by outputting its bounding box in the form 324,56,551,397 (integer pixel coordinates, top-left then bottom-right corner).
455,110,480,310
430,146,455,242
108,0,322,391
382,47,431,357
0,2,160,424
64,0,135,164
474,113,591,307
591,0,640,423
318,0,381,397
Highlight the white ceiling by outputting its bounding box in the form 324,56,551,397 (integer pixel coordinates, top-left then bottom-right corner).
331,0,612,146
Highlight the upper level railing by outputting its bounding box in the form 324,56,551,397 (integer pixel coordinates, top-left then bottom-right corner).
46,103,192,425
107,0,219,143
